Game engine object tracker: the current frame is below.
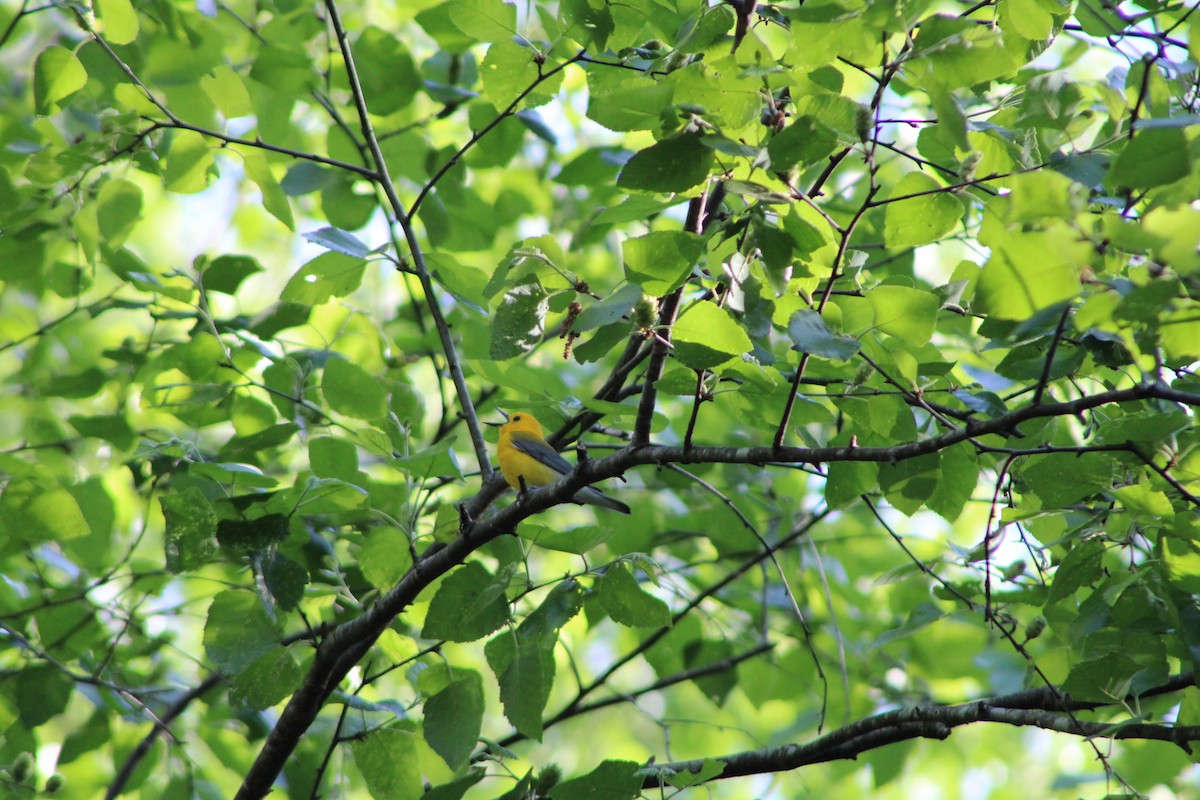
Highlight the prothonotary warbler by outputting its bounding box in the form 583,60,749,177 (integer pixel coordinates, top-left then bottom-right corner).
495,411,631,514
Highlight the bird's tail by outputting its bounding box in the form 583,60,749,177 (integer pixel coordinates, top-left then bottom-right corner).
574,485,631,514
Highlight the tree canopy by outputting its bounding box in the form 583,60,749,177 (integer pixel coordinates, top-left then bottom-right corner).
2,0,1200,797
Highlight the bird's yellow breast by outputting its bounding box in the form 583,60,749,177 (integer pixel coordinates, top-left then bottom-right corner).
498,436,563,489
497,413,563,490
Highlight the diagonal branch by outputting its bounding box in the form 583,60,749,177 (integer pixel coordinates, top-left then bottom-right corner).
632,192,712,446
321,0,491,478
106,674,224,800
409,51,585,217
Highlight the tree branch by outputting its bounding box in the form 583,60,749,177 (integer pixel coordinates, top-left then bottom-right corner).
106,674,224,800
321,0,491,478
646,677,1200,788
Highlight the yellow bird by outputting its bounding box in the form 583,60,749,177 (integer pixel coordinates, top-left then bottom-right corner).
495,411,631,514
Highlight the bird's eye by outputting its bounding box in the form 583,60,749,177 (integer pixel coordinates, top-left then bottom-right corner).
513,415,522,421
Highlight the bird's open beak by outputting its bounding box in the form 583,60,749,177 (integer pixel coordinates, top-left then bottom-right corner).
484,408,509,427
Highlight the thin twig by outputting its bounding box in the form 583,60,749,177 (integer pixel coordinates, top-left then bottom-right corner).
106,674,225,800
322,0,490,476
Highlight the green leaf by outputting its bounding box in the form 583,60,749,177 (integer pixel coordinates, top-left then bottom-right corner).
242,151,294,230
587,79,674,132
883,172,963,249
1020,453,1114,508
784,204,835,256
1143,206,1200,274
518,523,614,554
519,109,557,143
201,254,263,294
1095,409,1191,449
66,477,114,554
909,17,1017,88
1111,127,1192,189
15,667,73,727
296,477,369,513
623,230,705,295
33,46,87,114
67,413,135,452
415,2,476,51
423,771,487,800
926,445,977,522
391,437,464,479
304,226,373,259
163,130,215,194
573,283,642,332
549,760,642,800
617,134,714,193
1062,654,1141,703
599,562,671,628
976,227,1088,320
1113,481,1174,519
95,0,139,43
250,44,317,93
252,303,311,338
423,670,484,770
448,0,517,41
992,170,1088,224
354,26,421,114
879,453,939,516
0,477,91,545
665,758,725,788
677,4,735,52
42,367,105,398
560,0,613,48
722,179,790,204
309,436,359,480
787,309,860,361
1003,0,1053,39
672,300,753,370
767,116,838,171
201,65,252,118
554,147,627,186
202,590,282,674
281,162,338,196
161,488,219,572
1075,0,1124,35
867,285,940,345
351,729,423,800
423,562,512,642
666,58,760,129
482,40,563,109
824,458,877,509
220,423,301,460
952,389,1008,417
480,585,582,699
281,252,368,305
574,322,628,363
322,357,387,420
59,710,112,766
33,603,102,660
96,179,143,247
361,527,414,590
262,553,307,612
231,396,277,443
216,513,289,556
487,630,553,741
520,578,586,637
491,279,549,359
428,252,489,313
1047,539,1105,604
229,646,302,710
